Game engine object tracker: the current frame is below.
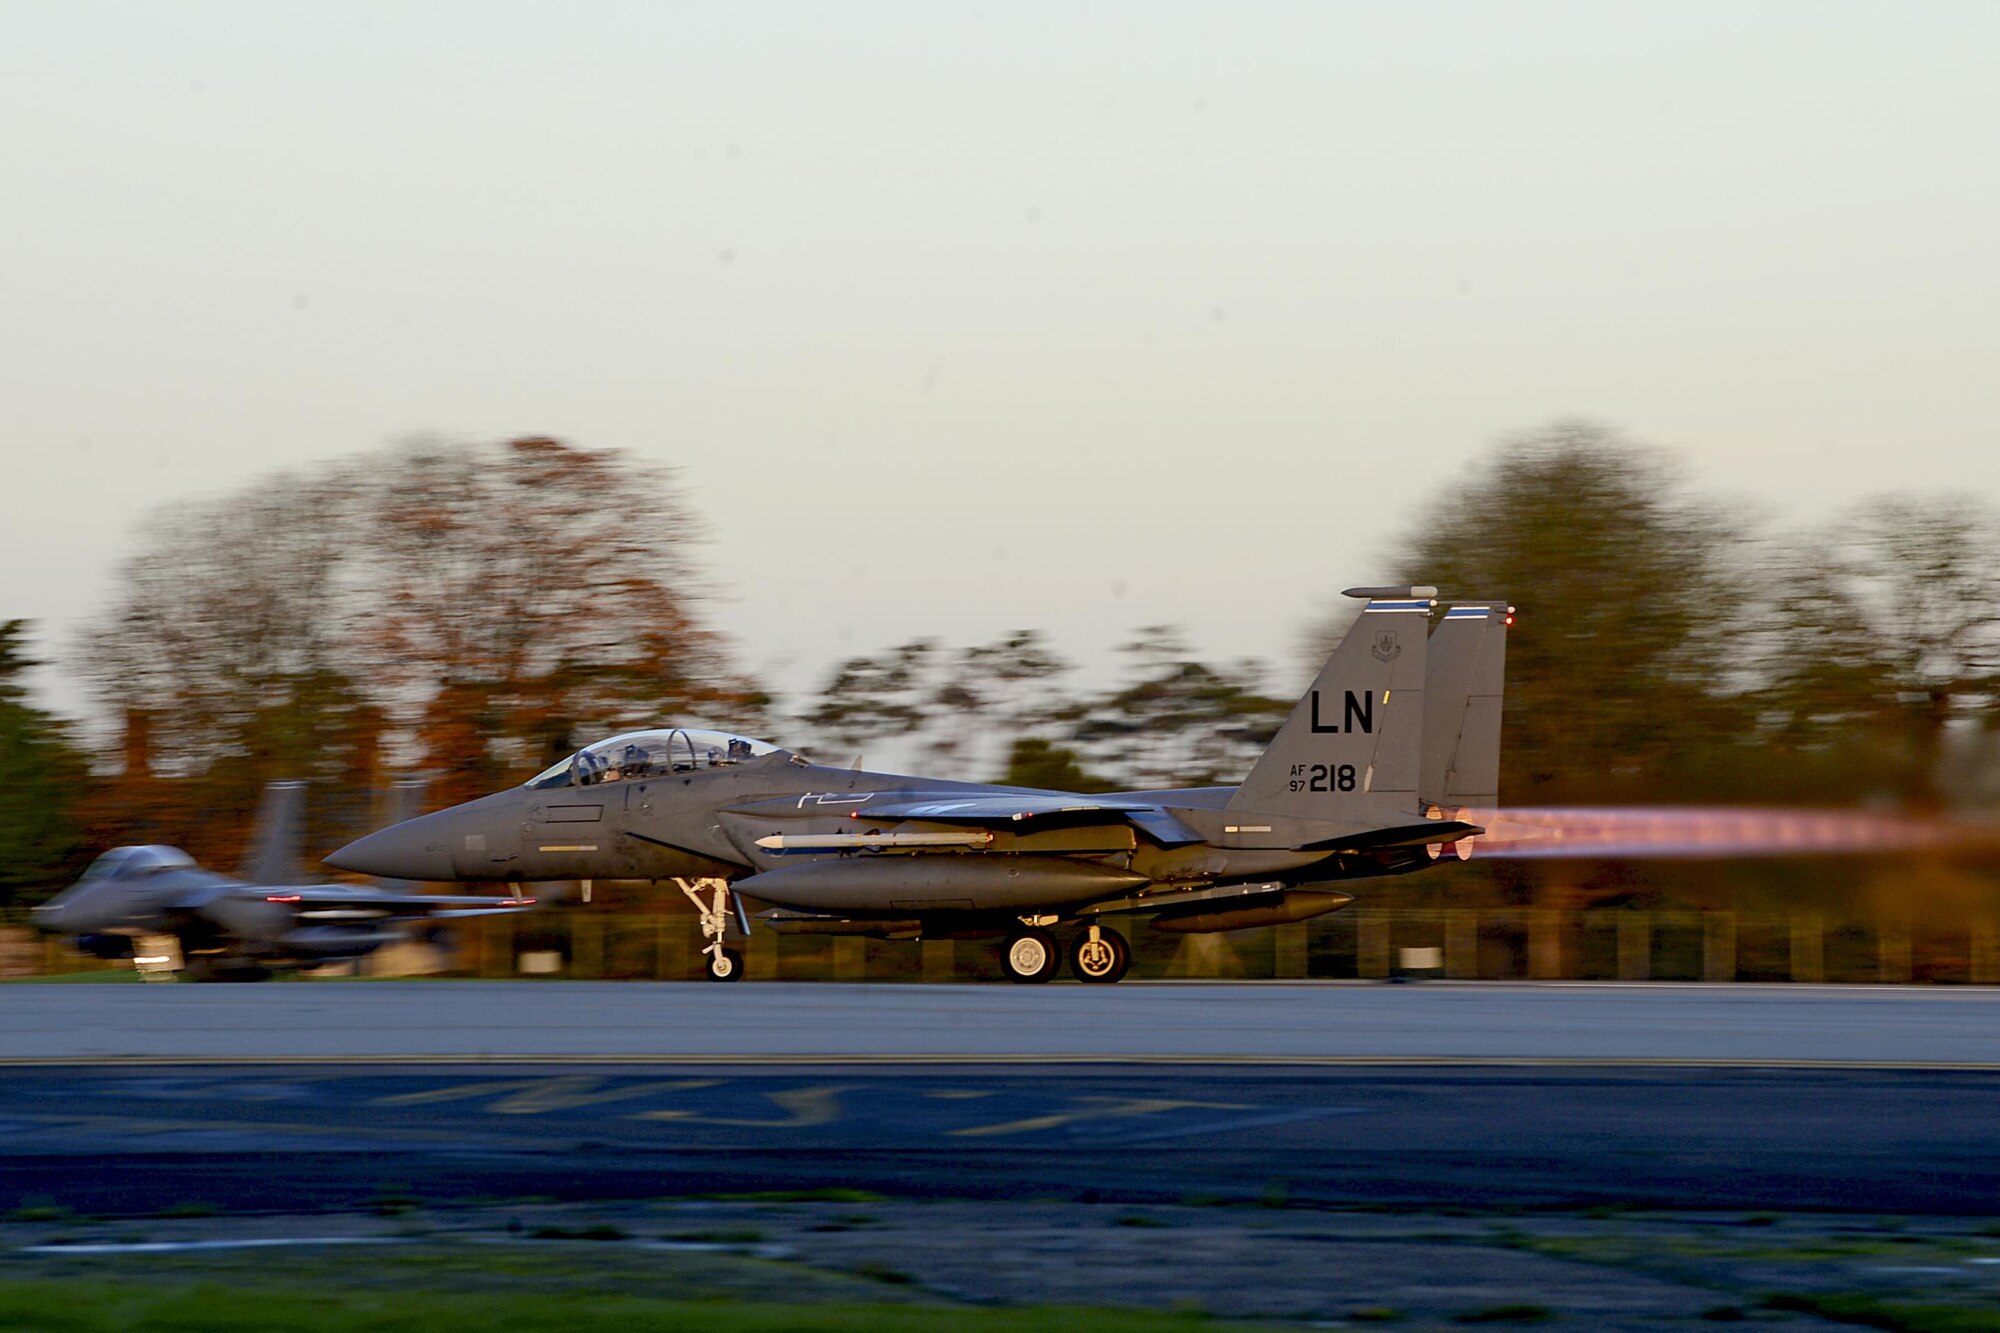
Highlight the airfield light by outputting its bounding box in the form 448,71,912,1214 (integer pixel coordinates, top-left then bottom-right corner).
265,894,302,903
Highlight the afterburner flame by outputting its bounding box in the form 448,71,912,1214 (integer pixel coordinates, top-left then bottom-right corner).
1460,807,1998,860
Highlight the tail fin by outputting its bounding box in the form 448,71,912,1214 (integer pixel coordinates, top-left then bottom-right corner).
1230,588,1434,820
238,780,309,885
1420,602,1511,813
373,776,432,889
385,775,430,828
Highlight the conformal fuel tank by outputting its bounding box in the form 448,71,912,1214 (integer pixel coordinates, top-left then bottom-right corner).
733,857,1148,913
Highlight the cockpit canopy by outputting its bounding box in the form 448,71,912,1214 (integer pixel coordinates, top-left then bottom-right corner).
78,845,197,881
525,728,782,790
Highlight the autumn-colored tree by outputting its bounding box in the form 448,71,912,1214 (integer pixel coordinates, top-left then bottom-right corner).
78,435,758,835
359,436,760,805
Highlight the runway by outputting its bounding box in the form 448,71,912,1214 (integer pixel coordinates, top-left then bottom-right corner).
6,979,2000,1064
2,982,1996,1217
2,1061,1995,1215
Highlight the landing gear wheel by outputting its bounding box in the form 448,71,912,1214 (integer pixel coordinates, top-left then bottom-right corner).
1069,924,1130,984
706,947,744,982
1001,928,1060,984
182,956,271,983
677,877,748,983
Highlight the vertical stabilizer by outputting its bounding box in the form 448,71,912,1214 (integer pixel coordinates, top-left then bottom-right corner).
1229,588,1434,820
1421,602,1510,813
238,780,309,885
386,776,430,828
374,776,432,889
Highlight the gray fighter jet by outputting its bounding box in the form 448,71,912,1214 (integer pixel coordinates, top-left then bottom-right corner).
328,588,1508,983
33,781,536,980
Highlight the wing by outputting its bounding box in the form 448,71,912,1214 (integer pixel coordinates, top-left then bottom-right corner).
234,884,537,919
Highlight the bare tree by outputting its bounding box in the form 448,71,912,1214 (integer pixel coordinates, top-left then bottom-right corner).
1063,627,1287,790
78,436,757,814
1766,493,2000,805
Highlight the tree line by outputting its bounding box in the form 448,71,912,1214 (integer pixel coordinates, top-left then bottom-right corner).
2,421,1996,910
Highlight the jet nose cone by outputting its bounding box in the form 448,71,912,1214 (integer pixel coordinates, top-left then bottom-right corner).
326,818,458,881
27,893,88,934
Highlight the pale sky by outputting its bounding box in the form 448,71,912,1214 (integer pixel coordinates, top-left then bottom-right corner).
4,1,1996,724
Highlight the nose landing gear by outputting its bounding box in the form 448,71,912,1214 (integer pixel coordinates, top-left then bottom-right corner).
676,877,746,982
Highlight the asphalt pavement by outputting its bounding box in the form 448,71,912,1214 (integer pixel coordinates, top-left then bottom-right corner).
2,982,1997,1217
2,1061,1995,1215
5,979,1999,1064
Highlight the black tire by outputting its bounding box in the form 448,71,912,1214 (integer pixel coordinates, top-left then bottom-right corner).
182,956,271,983
706,946,745,981
1069,925,1131,984
1001,928,1060,984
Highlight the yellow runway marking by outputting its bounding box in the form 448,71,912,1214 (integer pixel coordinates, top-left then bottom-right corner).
630,1085,849,1128
375,1075,722,1113
952,1096,1250,1138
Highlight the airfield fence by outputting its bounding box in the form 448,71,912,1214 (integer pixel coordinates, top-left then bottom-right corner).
6,908,1999,983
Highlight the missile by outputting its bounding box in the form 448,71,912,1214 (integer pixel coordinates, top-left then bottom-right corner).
1341,585,1439,600
755,831,993,851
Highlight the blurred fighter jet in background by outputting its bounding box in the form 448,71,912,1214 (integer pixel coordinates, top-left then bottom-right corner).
33,781,536,981
330,587,1508,984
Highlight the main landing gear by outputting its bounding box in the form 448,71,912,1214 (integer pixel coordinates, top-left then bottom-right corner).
676,877,744,982
1001,927,1060,983
1069,923,1131,984
1000,923,1130,984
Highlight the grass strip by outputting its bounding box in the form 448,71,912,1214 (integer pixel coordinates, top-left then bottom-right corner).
0,1279,1270,1333
1762,1293,2000,1333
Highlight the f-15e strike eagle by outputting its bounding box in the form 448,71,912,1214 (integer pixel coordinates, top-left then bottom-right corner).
33,782,534,980
328,588,1510,983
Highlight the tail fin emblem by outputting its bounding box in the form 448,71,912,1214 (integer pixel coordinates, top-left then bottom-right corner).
1371,631,1402,663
